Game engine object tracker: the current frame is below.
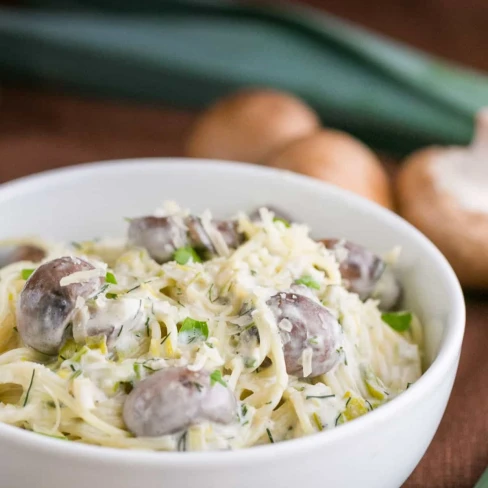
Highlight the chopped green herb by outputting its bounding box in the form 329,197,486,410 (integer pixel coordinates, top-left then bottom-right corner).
70,241,82,249
273,216,291,228
69,364,76,372
266,428,275,443
335,413,344,426
133,300,142,320
142,364,158,372
407,382,413,389
173,247,202,265
177,431,187,451
191,382,203,392
133,363,142,379
250,270,257,276
210,369,227,387
23,370,35,406
306,394,336,400
244,358,257,369
90,283,109,300
365,399,374,411
145,317,150,337
105,271,117,284
21,268,35,280
126,284,141,293
241,404,248,417
117,325,124,338
105,292,118,300
294,275,320,290
160,332,171,346
381,311,412,332
178,317,209,344
208,283,218,303
346,397,352,407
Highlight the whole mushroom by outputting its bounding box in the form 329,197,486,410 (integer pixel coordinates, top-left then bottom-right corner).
321,239,401,310
266,129,394,209
267,292,343,377
185,89,320,164
17,257,103,355
397,110,488,288
123,367,237,437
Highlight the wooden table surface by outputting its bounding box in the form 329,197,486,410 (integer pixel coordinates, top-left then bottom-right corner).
1,1,488,487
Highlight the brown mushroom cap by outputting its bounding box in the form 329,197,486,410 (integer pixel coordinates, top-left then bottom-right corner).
397,146,488,288
265,129,394,209
185,89,320,164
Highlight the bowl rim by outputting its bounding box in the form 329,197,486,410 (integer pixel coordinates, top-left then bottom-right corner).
0,158,465,466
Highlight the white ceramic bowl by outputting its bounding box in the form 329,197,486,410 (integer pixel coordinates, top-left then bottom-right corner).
0,160,464,488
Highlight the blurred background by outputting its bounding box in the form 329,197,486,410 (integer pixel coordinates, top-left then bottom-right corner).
0,1,488,487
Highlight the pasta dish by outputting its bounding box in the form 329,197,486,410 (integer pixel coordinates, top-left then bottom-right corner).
0,204,422,451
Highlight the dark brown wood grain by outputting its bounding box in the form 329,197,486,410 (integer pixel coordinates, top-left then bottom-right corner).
0,1,487,487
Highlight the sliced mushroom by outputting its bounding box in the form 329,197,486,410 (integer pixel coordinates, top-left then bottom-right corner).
10,245,45,264
128,215,243,263
186,216,215,254
17,257,103,355
267,292,342,377
128,216,189,264
0,245,46,268
213,220,243,249
321,239,401,310
123,367,237,437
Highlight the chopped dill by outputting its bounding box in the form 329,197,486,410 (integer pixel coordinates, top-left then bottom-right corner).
335,413,343,426
160,332,171,346
23,370,35,407
177,431,187,451
241,404,248,417
91,283,109,300
266,428,274,443
145,317,150,337
306,394,335,400
126,284,141,294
